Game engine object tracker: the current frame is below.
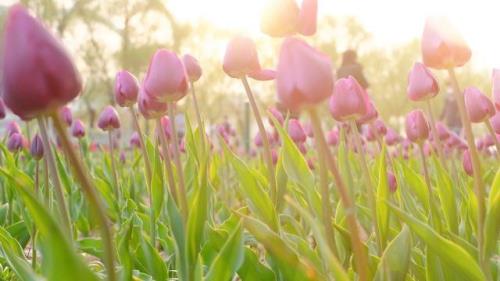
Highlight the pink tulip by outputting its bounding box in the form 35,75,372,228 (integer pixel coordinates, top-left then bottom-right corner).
307,158,315,170
115,70,139,107
298,0,317,36
160,116,172,141
435,122,450,141
271,149,278,165
138,87,168,119
7,132,24,152
71,119,85,139
119,152,126,164
464,87,495,123
129,132,141,149
492,69,500,110
143,49,188,102
254,131,264,147
330,76,368,122
183,54,202,82
362,125,376,142
480,135,494,148
1,5,81,120
462,149,473,176
260,0,300,37
97,106,120,131
372,119,387,136
223,37,261,79
490,111,500,134
59,105,73,126
405,110,429,143
298,142,308,154
421,17,471,69
407,62,439,101
248,69,276,81
288,119,306,143
0,98,6,119
385,128,401,146
388,172,397,193
277,38,333,111
5,121,21,137
30,134,44,160
327,129,339,146
268,107,285,126
356,100,378,125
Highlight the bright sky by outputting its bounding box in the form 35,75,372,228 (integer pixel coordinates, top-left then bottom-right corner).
169,0,500,69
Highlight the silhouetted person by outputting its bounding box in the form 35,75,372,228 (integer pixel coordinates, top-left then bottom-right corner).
337,50,369,89
440,81,462,133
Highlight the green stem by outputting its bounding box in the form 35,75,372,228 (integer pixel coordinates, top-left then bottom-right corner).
484,120,500,159
32,161,39,270
129,106,152,183
50,112,117,281
241,76,277,204
36,117,72,236
418,144,442,231
108,131,120,206
425,100,447,165
308,108,368,281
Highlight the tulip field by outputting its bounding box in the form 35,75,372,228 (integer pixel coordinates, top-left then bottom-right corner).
0,1,500,281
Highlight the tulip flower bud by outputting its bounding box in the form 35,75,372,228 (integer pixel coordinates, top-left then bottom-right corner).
492,69,500,110
114,70,139,107
59,105,73,126
30,134,44,160
71,119,86,139
435,122,450,141
277,37,333,111
254,131,264,147
464,87,495,123
490,111,500,134
372,119,387,136
421,17,471,69
260,0,300,37
462,149,473,176
405,110,430,143
356,100,378,125
138,87,168,119
298,0,318,36
159,116,172,141
97,106,120,131
388,172,397,193
1,5,82,120
0,98,6,120
120,152,126,164
129,132,141,149
385,128,401,146
268,107,285,127
223,36,261,79
288,119,306,143
407,62,439,101
7,132,24,152
327,129,339,146
297,142,307,154
143,49,188,102
5,121,21,137
330,76,368,122
182,54,202,82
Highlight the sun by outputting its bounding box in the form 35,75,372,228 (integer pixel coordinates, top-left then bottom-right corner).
171,0,268,34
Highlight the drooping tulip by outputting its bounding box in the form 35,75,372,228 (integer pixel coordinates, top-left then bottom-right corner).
405,110,430,143
143,49,188,102
97,106,120,131
5,121,21,137
298,0,318,36
493,69,500,110
490,111,500,134
329,76,368,122
182,54,202,82
277,37,334,111
59,105,73,126
130,132,141,149
407,62,439,101
71,119,86,139
223,36,261,79
0,98,6,119
463,87,495,123
260,0,300,37
30,134,44,160
288,119,306,143
138,87,168,119
114,70,139,107
421,17,471,69
7,132,24,152
1,5,82,120
462,149,473,176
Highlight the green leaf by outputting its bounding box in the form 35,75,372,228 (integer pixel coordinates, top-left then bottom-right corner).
0,227,40,281
388,203,485,281
484,167,500,262
376,145,389,246
431,156,458,233
166,195,188,281
205,221,244,281
237,248,275,281
149,138,165,218
0,167,100,281
398,162,429,210
374,226,412,281
239,213,319,281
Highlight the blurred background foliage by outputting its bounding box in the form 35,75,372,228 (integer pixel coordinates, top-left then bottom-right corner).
0,0,490,132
